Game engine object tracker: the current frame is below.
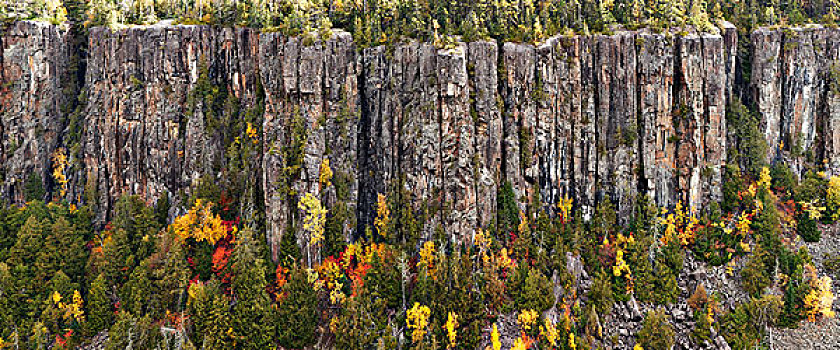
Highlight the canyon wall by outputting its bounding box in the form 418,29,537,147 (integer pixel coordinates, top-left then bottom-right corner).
5,20,840,259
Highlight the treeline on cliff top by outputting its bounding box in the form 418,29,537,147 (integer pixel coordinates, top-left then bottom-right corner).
6,0,840,44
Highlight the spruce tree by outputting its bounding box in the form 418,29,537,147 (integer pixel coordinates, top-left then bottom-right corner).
85,274,112,336
276,265,318,349
277,228,302,267
230,227,275,349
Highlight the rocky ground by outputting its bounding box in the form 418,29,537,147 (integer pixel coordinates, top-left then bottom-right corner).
771,224,840,350
773,317,840,349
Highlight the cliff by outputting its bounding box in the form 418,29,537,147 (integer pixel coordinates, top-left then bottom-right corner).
750,26,840,175
0,21,68,203
5,20,840,259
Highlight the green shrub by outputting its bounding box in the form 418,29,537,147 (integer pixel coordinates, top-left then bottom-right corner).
794,171,827,203
797,212,820,242
720,295,782,350
770,163,798,196
636,309,675,350
588,270,614,315
740,245,771,297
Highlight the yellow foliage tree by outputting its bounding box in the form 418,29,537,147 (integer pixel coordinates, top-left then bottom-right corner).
557,196,573,222
418,241,437,279
406,302,431,343
319,159,333,189
299,193,327,246
246,122,259,144
517,309,539,331
804,276,836,322
490,323,501,350
444,311,458,348
374,193,390,238
171,199,227,245
827,176,840,221
540,316,559,346
52,148,68,198
299,192,327,267
51,290,85,323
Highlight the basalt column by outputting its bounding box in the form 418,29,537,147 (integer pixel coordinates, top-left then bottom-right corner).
595,33,638,222
467,41,503,231
637,33,676,208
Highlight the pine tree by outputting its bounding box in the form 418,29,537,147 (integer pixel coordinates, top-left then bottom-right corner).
39,217,87,284
7,216,47,280
105,311,134,350
187,280,234,348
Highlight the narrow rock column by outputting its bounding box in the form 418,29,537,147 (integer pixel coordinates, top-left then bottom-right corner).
815,29,840,174
467,41,502,231
322,32,359,242
780,29,818,175
536,38,560,215
501,42,537,210
675,32,705,211
439,43,476,241
398,43,443,240
571,36,598,219
637,32,676,208
261,32,358,262
702,32,727,205
595,33,638,221
552,37,583,213
750,28,783,162
721,21,738,104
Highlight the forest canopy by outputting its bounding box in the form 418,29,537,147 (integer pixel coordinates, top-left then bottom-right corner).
6,0,840,45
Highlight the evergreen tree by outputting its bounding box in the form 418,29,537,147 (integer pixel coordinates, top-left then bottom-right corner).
277,228,302,267
230,227,275,349
85,273,112,336
276,265,318,349
187,280,233,348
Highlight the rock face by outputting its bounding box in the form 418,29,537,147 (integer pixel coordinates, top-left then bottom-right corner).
750,26,840,176
18,20,840,260
260,31,359,260
82,24,260,224
1,21,741,255
0,21,68,204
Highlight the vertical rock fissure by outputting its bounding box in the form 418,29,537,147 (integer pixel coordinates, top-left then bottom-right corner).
672,33,684,206
355,52,371,238
592,38,602,207
776,30,788,164
635,33,648,200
